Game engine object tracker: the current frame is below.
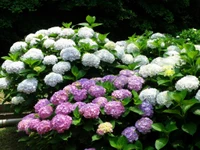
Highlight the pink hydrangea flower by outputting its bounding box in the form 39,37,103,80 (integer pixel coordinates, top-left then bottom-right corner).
55,102,73,115
38,105,53,119
50,90,68,105
79,103,100,119
37,120,52,134
104,101,125,118
34,99,50,112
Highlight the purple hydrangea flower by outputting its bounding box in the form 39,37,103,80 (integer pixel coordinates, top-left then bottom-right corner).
51,114,72,133
72,102,86,111
111,89,132,100
55,102,73,115
104,101,125,118
37,120,52,135
28,119,40,130
71,89,87,101
91,77,103,82
122,126,139,142
50,90,68,105
92,97,108,107
81,80,96,90
22,113,36,120
140,100,154,117
18,118,33,134
135,117,153,134
63,85,77,94
113,75,128,89
79,103,100,119
102,75,116,82
34,99,50,113
127,75,144,91
38,105,53,119
119,70,135,77
84,148,96,150
78,78,89,84
88,85,106,97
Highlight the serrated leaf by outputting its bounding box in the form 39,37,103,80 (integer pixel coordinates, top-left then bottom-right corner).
182,122,197,135
155,138,168,150
152,123,166,132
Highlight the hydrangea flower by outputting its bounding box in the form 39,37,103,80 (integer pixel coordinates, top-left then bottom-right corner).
0,78,10,89
11,96,25,105
147,39,157,49
116,40,127,47
92,97,108,107
134,55,149,67
84,148,96,150
111,89,132,100
139,64,163,78
96,122,113,135
79,103,100,119
104,101,125,118
10,41,27,53
94,49,115,63
60,47,81,62
114,45,125,58
17,78,38,94
81,80,96,90
38,105,53,119
54,38,76,50
63,84,78,94
47,26,62,35
88,85,106,97
104,41,116,50
43,39,55,48
25,33,36,43
156,91,172,107
42,55,58,65
34,99,50,113
140,100,154,117
51,114,72,133
126,43,139,53
72,102,86,111
150,33,165,39
167,45,180,52
18,118,33,134
71,89,87,101
113,75,128,89
77,27,94,38
79,38,98,48
5,61,25,74
175,75,200,92
102,75,116,82
121,54,134,64
35,29,48,36
55,102,73,115
22,48,44,60
50,90,68,105
127,75,144,91
195,89,200,101
82,53,100,68
52,61,71,75
119,70,135,77
28,119,40,131
44,72,63,87
139,88,159,105
59,28,75,37
135,117,153,134
37,120,52,135
121,126,139,142
1,60,13,70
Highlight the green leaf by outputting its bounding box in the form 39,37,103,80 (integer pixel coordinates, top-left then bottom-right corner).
27,73,36,78
187,51,199,59
71,65,79,77
157,79,170,86
76,70,86,80
18,136,29,142
168,90,187,103
109,137,118,149
92,134,102,141
72,118,81,125
60,132,72,141
63,75,75,81
122,98,131,106
98,33,109,41
132,90,142,105
184,43,195,52
117,136,128,149
91,23,102,28
165,121,178,133
62,22,72,28
181,99,198,114
83,122,94,131
155,138,168,150
73,107,80,118
163,109,182,116
1,56,12,60
115,65,128,69
129,106,144,115
196,57,200,65
152,123,166,132
86,15,96,24
182,122,197,135
195,141,200,148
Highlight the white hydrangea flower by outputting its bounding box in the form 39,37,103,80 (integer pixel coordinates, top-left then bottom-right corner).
44,72,63,87
164,50,180,56
52,61,71,75
54,38,76,50
10,41,27,53
47,26,62,35
1,60,13,70
114,45,125,59
139,88,159,105
175,75,199,92
79,38,98,48
59,28,75,37
22,48,44,60
30,38,39,46
43,39,55,48
126,43,139,53
35,29,48,36
195,89,200,101
17,78,38,94
42,55,58,65
121,54,134,64
147,39,156,49
156,91,172,107
0,78,10,89
116,41,127,48
194,45,200,51
160,42,165,48
167,45,180,52
139,64,163,78
60,47,81,62
94,49,115,63
5,61,25,74
11,96,25,105
25,33,36,43
104,41,116,50
134,55,149,66
82,53,100,68
150,33,165,39
77,27,94,38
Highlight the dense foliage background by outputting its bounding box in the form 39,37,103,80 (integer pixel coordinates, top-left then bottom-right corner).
1,0,200,60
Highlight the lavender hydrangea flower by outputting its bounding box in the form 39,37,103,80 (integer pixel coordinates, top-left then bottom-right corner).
34,99,50,113
84,148,96,150
71,89,87,101
104,101,125,118
72,102,86,111
135,117,153,134
38,105,53,119
79,103,100,119
28,119,40,130
127,75,145,91
81,80,96,90
55,102,73,115
111,89,132,100
92,97,108,107
113,75,128,89
50,90,68,105
119,70,135,77
139,88,159,105
17,78,38,94
51,114,72,133
37,120,52,135
88,85,106,97
63,84,77,94
102,75,116,82
140,100,154,117
122,126,139,142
